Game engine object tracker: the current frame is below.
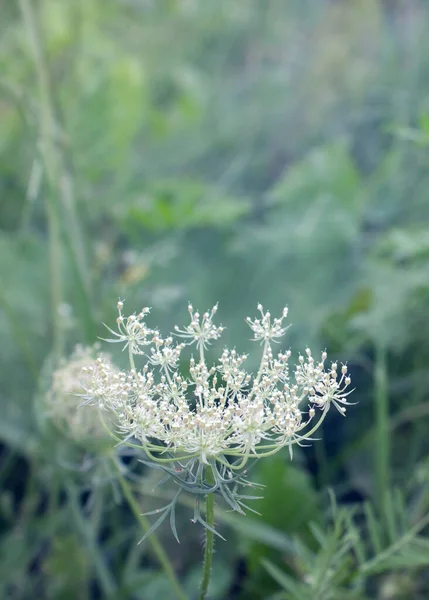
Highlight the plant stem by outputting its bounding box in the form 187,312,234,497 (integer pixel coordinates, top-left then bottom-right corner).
199,468,215,600
112,457,188,600
66,481,117,597
47,200,64,358
18,0,96,344
374,343,389,513
128,345,136,371
19,0,65,357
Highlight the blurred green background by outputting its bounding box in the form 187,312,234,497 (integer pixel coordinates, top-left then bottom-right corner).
2,0,429,598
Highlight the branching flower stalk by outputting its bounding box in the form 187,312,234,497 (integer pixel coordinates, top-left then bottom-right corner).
48,344,187,600
81,301,355,599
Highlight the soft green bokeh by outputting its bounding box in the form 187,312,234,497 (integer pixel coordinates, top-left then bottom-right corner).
1,1,429,598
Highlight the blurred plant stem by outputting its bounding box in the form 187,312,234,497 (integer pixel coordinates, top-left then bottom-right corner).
18,0,95,350
67,480,117,597
198,470,215,600
374,343,389,513
19,0,64,357
112,456,188,600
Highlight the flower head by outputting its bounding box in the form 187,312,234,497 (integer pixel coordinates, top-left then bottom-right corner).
47,344,115,443
102,302,152,354
174,304,224,350
79,301,355,539
82,302,353,461
246,304,290,343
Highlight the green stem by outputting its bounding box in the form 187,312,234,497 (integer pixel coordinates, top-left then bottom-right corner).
19,0,65,358
199,468,215,600
374,343,389,512
47,197,64,358
66,481,117,597
247,339,269,402
112,456,188,600
19,0,96,344
128,346,136,371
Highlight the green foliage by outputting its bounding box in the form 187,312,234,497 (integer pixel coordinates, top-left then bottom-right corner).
121,179,249,234
1,0,429,598
263,490,429,600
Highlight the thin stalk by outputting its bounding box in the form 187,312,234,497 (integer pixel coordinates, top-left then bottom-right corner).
98,412,199,464
247,339,269,402
19,0,65,357
199,343,205,367
19,0,95,342
20,158,43,234
128,345,136,371
198,468,215,600
374,343,389,513
112,456,188,600
66,481,117,597
46,199,64,358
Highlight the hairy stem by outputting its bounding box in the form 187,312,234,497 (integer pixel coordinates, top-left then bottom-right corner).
112,456,188,600
199,468,215,600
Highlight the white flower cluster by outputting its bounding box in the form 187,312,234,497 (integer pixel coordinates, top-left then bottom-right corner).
81,302,354,465
47,344,115,443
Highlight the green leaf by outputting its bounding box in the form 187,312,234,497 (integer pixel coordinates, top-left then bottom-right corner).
269,143,361,212
262,558,306,599
122,179,249,233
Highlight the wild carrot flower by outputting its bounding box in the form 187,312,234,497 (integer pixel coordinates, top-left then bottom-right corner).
47,344,115,444
80,301,354,540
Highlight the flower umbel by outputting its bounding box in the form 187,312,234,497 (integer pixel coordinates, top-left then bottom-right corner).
81,302,355,539
47,344,115,444
174,303,224,350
